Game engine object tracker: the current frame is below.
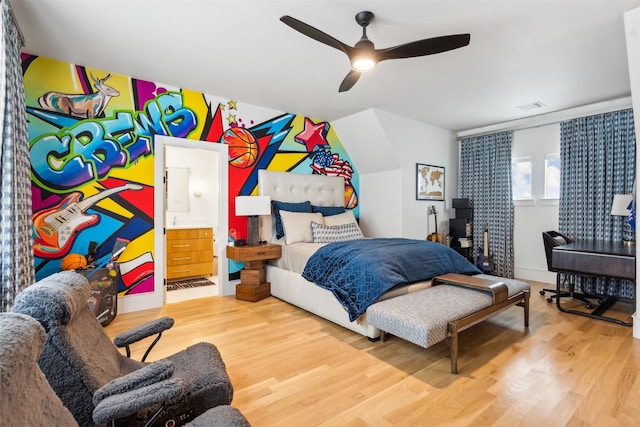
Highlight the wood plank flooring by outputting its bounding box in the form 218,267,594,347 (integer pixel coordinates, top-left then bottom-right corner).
104,280,640,426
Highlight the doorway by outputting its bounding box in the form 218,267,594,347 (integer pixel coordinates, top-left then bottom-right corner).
154,136,230,305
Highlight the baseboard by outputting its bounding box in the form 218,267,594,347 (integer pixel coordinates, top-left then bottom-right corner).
514,267,556,284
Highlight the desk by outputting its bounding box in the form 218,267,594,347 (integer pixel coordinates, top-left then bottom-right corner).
552,241,635,326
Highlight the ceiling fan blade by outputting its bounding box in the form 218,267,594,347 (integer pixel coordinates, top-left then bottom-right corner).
378,34,470,61
339,70,361,92
280,15,352,56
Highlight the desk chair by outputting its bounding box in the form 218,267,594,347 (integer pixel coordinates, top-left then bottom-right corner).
541,231,595,308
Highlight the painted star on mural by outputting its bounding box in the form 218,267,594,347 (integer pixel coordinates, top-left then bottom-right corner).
228,100,238,110
227,114,237,125
294,117,330,152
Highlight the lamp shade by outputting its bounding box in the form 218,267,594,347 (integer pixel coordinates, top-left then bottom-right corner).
610,194,633,216
235,196,271,216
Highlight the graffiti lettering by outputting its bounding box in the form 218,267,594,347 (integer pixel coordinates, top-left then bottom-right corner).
31,133,95,190
30,92,197,192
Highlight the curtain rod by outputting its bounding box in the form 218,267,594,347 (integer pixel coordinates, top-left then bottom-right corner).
8,2,25,47
457,97,633,139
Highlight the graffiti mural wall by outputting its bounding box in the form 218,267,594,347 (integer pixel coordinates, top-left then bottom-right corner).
23,55,359,295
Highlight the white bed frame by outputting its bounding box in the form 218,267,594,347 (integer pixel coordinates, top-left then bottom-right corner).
258,170,382,338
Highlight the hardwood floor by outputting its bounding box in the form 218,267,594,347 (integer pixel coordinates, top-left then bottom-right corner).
104,280,640,426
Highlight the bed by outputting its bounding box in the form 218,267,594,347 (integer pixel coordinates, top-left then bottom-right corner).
257,170,479,339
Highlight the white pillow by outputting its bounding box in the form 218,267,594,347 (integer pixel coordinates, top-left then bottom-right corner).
311,222,364,243
280,211,324,244
323,210,357,226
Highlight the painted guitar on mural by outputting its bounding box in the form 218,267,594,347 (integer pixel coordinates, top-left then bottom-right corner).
33,183,143,258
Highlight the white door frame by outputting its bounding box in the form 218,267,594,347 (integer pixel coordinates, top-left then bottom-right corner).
112,136,230,314
157,135,230,296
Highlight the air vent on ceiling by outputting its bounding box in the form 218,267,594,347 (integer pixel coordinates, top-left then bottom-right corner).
516,101,545,112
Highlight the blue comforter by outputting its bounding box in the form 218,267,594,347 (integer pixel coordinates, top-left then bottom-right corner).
302,238,481,321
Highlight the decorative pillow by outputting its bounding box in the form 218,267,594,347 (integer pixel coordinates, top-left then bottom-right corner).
271,200,312,240
323,210,358,226
311,222,365,243
311,205,346,216
280,211,324,245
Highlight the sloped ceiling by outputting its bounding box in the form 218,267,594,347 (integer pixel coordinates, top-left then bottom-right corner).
10,0,640,132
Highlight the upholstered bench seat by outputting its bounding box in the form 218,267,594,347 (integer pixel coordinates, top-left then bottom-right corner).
366,274,530,374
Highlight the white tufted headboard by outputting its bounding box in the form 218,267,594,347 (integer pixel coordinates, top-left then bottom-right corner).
258,170,345,242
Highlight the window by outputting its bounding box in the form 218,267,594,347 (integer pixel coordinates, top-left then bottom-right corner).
512,157,532,200
544,154,560,199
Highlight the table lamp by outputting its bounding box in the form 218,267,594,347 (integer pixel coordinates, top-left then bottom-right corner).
235,196,271,246
610,194,634,246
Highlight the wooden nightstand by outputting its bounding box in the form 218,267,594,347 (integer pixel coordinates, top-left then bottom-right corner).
226,244,281,302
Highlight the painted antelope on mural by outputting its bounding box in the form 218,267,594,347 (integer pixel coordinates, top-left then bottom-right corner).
38,74,120,118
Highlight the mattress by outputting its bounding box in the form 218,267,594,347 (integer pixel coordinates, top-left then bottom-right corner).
269,240,327,274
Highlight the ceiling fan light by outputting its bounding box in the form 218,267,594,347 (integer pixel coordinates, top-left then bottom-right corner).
351,56,377,72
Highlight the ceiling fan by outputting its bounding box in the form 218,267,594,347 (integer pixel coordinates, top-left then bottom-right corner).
280,11,470,92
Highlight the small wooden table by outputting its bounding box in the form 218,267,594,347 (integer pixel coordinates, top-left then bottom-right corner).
432,273,508,303
226,244,281,302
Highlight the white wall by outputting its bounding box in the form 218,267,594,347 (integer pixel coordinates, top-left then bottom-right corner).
334,109,457,240
359,170,403,237
512,125,561,283
623,6,640,338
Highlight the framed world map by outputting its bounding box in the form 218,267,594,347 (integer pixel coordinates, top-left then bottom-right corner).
416,163,445,201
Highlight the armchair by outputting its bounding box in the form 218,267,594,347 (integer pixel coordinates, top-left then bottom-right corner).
11,271,239,426
0,312,250,427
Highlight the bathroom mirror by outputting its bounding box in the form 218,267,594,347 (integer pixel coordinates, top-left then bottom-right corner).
166,167,190,212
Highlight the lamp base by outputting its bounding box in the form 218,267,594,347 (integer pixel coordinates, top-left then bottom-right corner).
247,215,260,246
623,222,635,247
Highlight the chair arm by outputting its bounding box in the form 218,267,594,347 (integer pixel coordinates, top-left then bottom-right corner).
113,316,174,361
93,378,183,425
113,316,174,347
93,359,176,404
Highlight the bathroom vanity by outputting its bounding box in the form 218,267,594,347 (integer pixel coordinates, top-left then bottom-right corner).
166,227,215,280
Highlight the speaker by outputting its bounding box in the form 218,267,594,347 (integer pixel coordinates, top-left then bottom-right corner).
452,198,471,209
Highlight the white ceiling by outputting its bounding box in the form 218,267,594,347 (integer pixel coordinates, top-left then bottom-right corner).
10,0,640,132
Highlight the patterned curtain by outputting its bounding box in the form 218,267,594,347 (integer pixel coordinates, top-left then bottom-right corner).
0,0,34,312
458,131,514,277
559,109,636,298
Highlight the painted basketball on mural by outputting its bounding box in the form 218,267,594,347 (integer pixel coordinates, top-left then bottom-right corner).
221,127,259,168
344,184,358,209
60,253,87,271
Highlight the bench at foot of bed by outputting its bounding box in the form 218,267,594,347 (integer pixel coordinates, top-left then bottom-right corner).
366,274,530,374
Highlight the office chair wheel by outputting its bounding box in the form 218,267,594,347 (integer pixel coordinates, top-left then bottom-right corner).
546,297,553,303
585,303,593,309
540,290,546,296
